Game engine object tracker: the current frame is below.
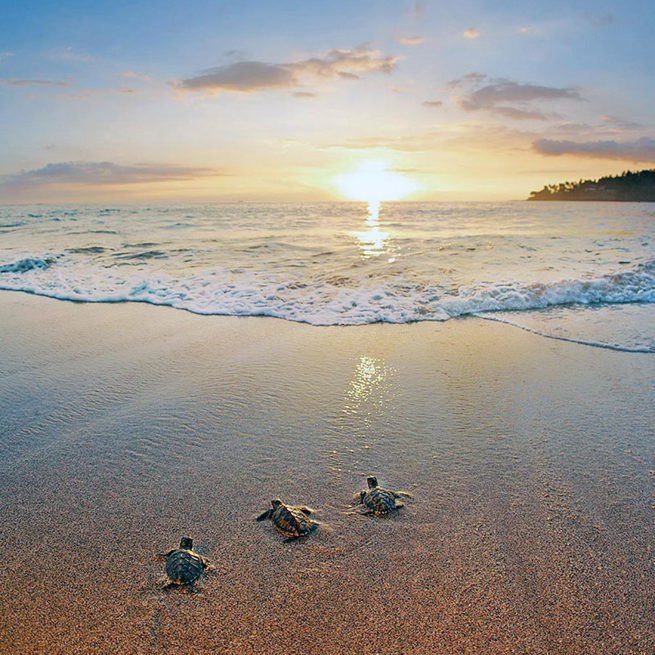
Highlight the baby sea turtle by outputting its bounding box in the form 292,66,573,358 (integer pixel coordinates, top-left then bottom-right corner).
158,536,214,592
256,499,319,541
353,476,413,515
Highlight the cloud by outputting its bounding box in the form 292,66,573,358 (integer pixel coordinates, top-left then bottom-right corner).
453,74,583,120
600,115,644,131
461,79,581,109
492,106,555,121
533,137,655,162
0,78,70,87
411,2,426,17
397,35,425,46
179,61,295,92
463,28,481,39
0,51,14,61
292,91,317,98
119,70,155,83
448,72,486,89
48,46,94,62
177,46,399,93
422,100,443,108
1,161,221,188
320,134,441,152
586,13,616,27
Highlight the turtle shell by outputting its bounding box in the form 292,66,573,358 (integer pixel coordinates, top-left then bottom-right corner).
271,504,317,539
165,548,206,585
363,486,397,515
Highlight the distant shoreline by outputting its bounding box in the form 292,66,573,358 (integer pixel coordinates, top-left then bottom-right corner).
528,197,655,201
527,169,655,201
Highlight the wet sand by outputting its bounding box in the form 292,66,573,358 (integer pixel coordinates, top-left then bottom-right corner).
1,291,654,655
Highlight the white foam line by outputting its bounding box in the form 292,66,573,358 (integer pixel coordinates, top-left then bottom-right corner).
474,312,655,354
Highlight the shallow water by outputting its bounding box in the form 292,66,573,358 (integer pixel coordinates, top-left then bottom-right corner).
0,201,653,350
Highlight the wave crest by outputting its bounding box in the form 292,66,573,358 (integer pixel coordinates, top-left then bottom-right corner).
0,257,54,274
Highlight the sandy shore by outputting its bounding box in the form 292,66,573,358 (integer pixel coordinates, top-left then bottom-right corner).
1,292,654,654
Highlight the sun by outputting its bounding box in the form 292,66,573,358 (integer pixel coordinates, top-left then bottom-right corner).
335,161,418,203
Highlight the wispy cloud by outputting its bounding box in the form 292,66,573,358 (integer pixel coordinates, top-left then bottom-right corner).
533,137,655,162
0,51,15,61
463,28,481,40
320,133,441,152
119,70,155,83
422,100,443,108
177,46,399,93
48,46,94,62
397,35,425,46
411,2,426,18
320,122,537,154
0,78,70,87
453,73,582,120
585,12,616,27
292,91,317,98
1,161,221,188
600,115,644,131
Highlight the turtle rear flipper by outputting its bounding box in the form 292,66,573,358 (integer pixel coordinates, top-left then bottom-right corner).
394,501,405,510
162,581,178,592
394,491,413,499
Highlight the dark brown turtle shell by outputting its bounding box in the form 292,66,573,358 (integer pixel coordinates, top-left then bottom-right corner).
362,485,398,515
257,500,318,540
165,548,207,586
160,537,213,590
354,476,413,516
272,504,317,539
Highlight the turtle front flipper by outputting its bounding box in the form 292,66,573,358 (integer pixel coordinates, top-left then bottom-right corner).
296,506,315,516
198,555,215,571
156,549,176,561
352,490,365,505
256,509,274,521
393,490,414,499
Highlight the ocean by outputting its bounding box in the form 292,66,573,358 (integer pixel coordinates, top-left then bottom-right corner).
0,201,653,352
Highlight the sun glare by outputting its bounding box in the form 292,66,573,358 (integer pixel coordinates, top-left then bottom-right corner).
335,161,418,203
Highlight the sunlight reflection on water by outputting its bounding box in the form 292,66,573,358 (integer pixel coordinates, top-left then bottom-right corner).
351,200,394,260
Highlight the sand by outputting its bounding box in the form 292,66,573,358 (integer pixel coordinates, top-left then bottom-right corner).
1,291,654,655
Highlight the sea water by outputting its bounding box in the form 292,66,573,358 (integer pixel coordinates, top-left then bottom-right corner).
0,201,653,352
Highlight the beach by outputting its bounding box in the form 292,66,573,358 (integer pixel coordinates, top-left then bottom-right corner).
1,291,654,654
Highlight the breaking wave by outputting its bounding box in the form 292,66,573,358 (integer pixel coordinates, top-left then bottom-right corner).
0,253,652,329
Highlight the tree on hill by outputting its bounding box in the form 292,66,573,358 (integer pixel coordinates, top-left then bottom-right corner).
528,169,655,201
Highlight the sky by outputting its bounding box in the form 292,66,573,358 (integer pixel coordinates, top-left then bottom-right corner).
1,0,654,202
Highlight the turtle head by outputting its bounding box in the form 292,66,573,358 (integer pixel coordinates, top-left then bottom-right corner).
179,536,193,550
271,499,283,509
367,476,379,489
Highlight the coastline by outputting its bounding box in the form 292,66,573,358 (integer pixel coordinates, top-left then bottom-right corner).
1,291,654,654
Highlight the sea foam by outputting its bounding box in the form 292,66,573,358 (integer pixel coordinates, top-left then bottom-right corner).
0,201,653,350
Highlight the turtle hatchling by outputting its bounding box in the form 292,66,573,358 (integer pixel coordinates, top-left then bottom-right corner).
353,475,413,515
256,499,319,541
158,536,214,592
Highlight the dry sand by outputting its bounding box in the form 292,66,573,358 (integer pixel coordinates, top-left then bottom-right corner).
1,291,654,654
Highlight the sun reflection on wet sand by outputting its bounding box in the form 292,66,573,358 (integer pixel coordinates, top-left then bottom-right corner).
326,354,394,476
346,354,389,404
